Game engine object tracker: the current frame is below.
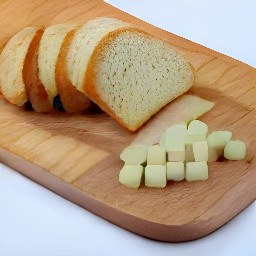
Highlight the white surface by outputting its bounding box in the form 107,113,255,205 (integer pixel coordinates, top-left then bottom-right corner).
107,0,256,67
1,1,256,255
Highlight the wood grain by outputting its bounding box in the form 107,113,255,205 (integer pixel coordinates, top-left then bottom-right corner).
0,0,255,242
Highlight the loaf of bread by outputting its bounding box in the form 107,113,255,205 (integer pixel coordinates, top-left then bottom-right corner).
0,17,194,132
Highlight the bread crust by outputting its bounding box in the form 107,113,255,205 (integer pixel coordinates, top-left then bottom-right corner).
23,28,54,112
84,28,194,132
55,28,91,113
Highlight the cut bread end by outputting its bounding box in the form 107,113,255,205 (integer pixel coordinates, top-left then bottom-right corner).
85,28,194,132
0,27,40,106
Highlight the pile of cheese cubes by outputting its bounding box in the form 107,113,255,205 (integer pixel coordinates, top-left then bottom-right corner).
119,120,247,188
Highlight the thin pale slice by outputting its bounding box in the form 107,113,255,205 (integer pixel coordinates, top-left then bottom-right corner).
131,95,215,146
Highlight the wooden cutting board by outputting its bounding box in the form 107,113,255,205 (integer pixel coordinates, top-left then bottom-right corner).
0,0,255,242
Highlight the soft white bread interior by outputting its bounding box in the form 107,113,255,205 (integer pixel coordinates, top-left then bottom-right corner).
84,27,194,132
38,24,76,104
0,27,40,106
66,17,130,94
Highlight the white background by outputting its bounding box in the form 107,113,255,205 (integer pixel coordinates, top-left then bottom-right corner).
1,1,256,255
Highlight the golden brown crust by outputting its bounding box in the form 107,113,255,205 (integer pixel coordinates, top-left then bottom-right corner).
84,28,165,133
23,28,54,112
55,28,91,113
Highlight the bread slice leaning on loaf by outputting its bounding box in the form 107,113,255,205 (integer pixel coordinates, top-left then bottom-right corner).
55,26,92,112
66,17,194,132
0,27,40,106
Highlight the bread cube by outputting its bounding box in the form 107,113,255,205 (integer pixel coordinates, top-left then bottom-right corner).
147,145,166,165
120,145,148,165
193,141,208,161
185,161,208,181
119,165,144,188
185,134,206,146
167,162,185,181
145,165,167,188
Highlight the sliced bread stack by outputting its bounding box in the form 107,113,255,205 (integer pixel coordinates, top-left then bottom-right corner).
0,17,194,132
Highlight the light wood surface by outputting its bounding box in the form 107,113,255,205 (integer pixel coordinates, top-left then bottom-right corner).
0,0,255,242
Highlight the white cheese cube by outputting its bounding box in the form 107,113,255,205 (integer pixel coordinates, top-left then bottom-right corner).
145,165,167,188
187,120,208,136
185,162,208,181
120,145,148,165
166,123,187,134
119,165,144,188
147,145,166,165
193,141,208,161
166,124,186,162
224,140,246,160
207,131,232,149
167,162,185,181
185,134,206,146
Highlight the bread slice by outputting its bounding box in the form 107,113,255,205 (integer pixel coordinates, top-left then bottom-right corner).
66,17,130,94
0,27,40,106
23,28,55,112
85,28,194,132
38,23,90,112
55,26,91,112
